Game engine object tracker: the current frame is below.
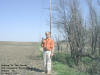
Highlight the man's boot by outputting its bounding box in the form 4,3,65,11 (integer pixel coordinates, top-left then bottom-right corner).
47,70,51,75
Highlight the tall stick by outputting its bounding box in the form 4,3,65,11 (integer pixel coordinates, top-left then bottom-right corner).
49,0,52,37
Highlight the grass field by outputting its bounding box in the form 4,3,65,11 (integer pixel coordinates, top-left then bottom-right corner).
53,61,89,75
0,41,56,75
0,41,93,75
52,53,90,75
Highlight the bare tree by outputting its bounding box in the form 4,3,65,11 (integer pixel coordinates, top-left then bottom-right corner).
87,0,100,56
53,0,100,74
53,0,86,65
54,33,61,53
86,0,100,75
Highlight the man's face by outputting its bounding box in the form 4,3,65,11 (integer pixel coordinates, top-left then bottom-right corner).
45,33,50,38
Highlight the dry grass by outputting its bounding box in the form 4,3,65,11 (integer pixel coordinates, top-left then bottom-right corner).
0,41,56,75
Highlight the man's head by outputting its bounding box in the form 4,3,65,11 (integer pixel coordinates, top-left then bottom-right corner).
45,32,51,39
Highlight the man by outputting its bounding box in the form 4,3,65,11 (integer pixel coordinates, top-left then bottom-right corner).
41,32,54,74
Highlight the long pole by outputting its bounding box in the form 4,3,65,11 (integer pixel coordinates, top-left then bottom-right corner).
49,0,52,37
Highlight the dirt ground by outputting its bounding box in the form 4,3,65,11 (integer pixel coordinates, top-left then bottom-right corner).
0,42,56,75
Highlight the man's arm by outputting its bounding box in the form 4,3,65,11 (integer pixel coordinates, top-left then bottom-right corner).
50,40,54,56
41,38,44,47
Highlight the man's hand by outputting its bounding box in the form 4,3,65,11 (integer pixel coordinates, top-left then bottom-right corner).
50,53,54,57
44,47,48,50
